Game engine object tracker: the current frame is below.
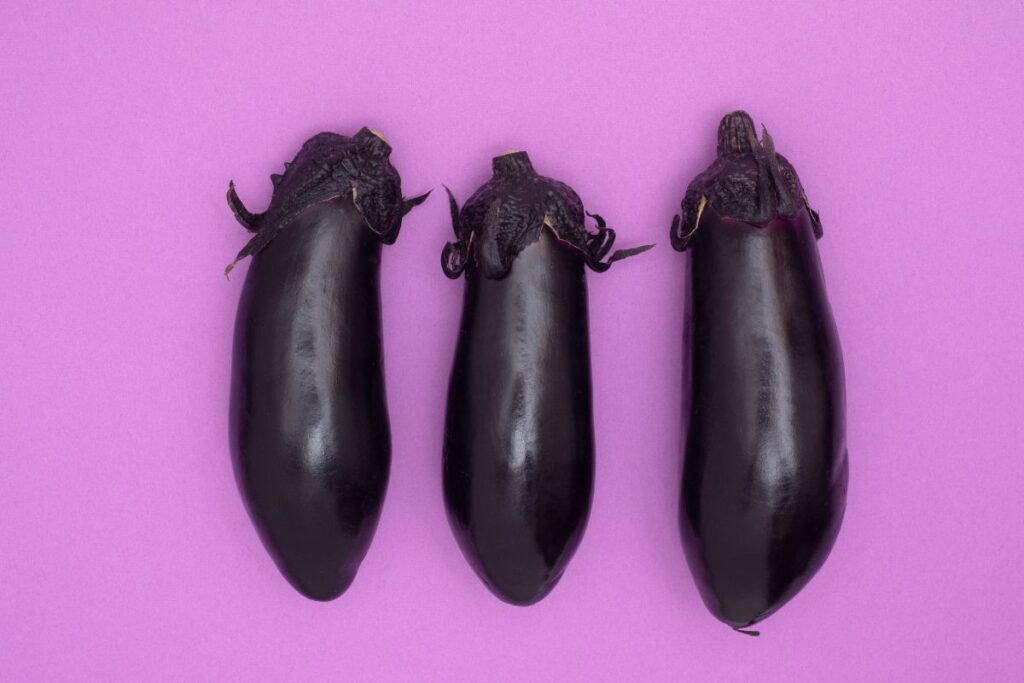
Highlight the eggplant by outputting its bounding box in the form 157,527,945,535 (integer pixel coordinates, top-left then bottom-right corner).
441,151,651,605
226,128,428,600
670,112,847,633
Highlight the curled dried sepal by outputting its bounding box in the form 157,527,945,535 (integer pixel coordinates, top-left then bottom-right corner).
442,152,651,279
670,111,823,252
442,186,469,278
402,191,432,216
227,181,263,232
578,211,654,272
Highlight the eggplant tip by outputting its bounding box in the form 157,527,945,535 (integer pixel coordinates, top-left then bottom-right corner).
484,575,562,607
469,556,568,606
281,563,360,602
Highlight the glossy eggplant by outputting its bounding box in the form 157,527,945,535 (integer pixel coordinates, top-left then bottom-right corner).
442,152,650,605
671,112,848,633
226,129,428,600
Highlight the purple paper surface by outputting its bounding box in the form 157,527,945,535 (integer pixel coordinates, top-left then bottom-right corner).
1,1,1021,680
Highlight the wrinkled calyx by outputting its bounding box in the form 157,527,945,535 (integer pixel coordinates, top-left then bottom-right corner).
671,111,822,251
442,151,652,279
224,127,429,275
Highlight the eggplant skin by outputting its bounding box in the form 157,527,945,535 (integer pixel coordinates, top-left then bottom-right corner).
231,198,388,600
226,129,427,600
444,230,595,605
441,153,649,605
673,112,847,630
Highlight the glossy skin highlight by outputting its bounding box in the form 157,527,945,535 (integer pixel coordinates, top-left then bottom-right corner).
443,229,594,605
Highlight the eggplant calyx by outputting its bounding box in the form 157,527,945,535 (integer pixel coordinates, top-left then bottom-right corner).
672,111,824,251
224,128,423,276
441,154,651,279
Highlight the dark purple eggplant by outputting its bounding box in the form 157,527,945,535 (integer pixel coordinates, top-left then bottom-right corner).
671,112,847,633
441,152,651,605
226,128,428,601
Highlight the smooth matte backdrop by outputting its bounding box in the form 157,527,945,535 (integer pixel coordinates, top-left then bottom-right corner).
2,1,1021,680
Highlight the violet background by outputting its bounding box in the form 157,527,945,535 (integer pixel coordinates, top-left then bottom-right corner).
2,1,1022,680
